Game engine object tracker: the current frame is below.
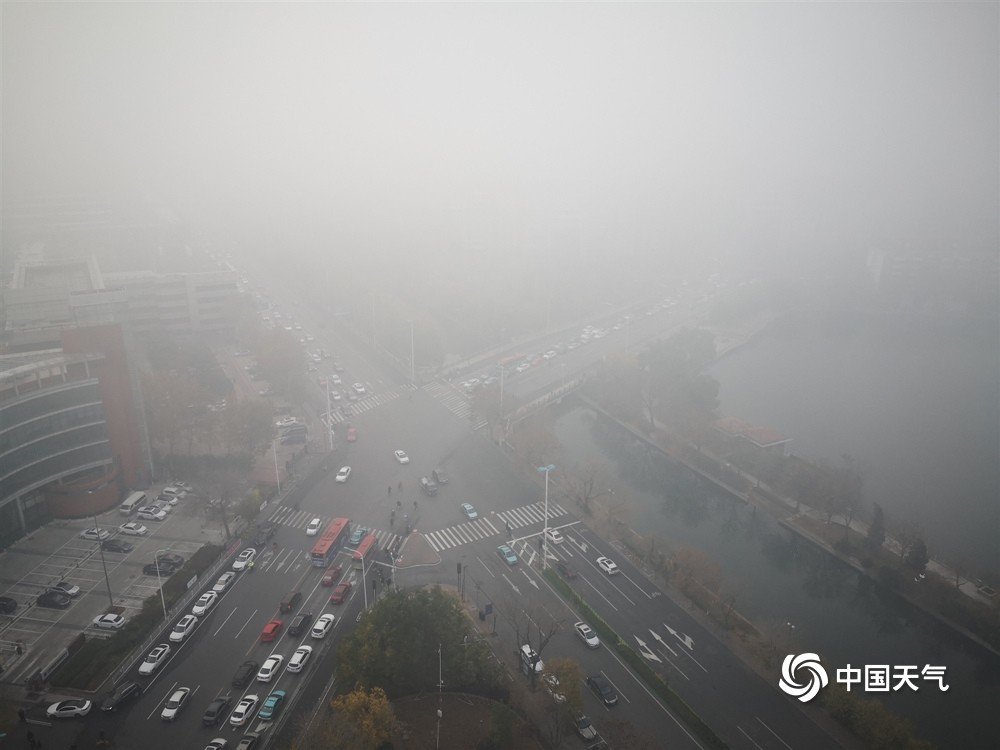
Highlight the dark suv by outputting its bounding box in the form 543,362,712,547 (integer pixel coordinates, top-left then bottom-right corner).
288,613,313,636
556,561,578,579
101,681,143,712
431,468,449,485
143,562,180,577
232,660,259,687
419,477,438,496
202,695,232,726
253,524,276,547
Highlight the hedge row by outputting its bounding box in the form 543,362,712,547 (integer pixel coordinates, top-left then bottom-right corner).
52,544,225,691
544,569,729,750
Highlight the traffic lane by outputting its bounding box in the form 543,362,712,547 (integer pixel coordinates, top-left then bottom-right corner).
457,541,703,749
563,534,841,749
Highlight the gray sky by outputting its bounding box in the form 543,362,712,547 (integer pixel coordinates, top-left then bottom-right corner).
3,2,997,280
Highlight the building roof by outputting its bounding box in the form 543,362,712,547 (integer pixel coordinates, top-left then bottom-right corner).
740,426,791,448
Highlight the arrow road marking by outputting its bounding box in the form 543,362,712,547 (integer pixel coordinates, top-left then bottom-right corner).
634,635,662,663
649,628,678,657
502,574,521,595
664,623,695,651
520,569,539,589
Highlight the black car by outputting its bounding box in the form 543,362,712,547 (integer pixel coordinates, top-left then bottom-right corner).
202,695,232,726
100,681,143,712
253,524,276,547
102,538,134,553
143,562,180,577
288,613,313,636
556,561,578,580
0,596,17,614
586,675,619,706
419,477,439,496
235,733,261,750
232,660,259,687
432,468,449,485
158,552,185,566
36,591,72,609
280,433,307,445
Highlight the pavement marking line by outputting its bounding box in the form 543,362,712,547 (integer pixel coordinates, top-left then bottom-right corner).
756,717,795,750
477,556,496,577
738,726,767,750
579,575,619,612
601,669,630,704
235,608,259,644
146,679,179,721
213,607,239,637
479,517,499,535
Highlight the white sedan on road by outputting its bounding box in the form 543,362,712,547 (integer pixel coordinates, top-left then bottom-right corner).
119,522,148,536
596,556,620,575
191,591,218,616
335,466,351,483
306,518,322,536
92,613,127,631
232,548,257,571
394,450,410,465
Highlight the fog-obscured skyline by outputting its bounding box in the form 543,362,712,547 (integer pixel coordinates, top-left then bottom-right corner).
4,2,997,282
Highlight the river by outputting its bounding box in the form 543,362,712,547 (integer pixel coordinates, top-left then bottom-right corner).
553,399,1000,750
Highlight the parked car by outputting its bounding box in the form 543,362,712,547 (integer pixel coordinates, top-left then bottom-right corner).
79,528,110,541
100,681,142,712
253,524,276,547
520,644,544,674
46,699,92,718
205,739,229,750
231,661,259,687
288,613,313,636
192,591,219,616
51,581,80,597
119,522,148,536
102,539,134,553
143,562,179,577
596,556,619,575
0,596,17,614
202,695,232,726
138,644,171,675
137,506,167,521
280,433,307,445
542,673,566,703
232,548,257,570
432,468,449,485
93,613,128,631
313,613,338,640
160,687,191,721
575,715,598,741
170,614,198,642
212,572,236,594
37,590,72,609
235,732,261,750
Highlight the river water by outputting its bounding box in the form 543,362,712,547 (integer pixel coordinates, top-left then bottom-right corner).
710,310,1000,577
553,401,999,750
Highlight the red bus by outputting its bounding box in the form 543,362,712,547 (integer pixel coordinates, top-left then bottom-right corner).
497,353,525,367
311,518,351,567
351,533,377,570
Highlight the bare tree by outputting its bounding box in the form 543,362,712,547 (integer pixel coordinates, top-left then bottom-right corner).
559,459,610,516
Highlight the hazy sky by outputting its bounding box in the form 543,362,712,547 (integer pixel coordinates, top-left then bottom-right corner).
3,2,997,278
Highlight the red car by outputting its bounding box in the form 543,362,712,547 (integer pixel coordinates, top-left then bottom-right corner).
321,564,343,587
346,426,357,443
261,619,283,642
330,582,352,604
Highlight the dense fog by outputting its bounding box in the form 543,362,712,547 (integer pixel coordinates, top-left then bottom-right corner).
4,2,997,294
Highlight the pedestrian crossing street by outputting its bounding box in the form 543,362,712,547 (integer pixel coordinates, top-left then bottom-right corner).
266,506,402,550
423,382,488,430
424,500,569,552
323,383,417,426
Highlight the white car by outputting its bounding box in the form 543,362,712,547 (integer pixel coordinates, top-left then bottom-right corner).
119,522,148,536
79,528,110,541
544,527,564,545
394,450,410,465
93,613,127,631
169,614,198,642
574,621,600,648
256,654,284,682
353,382,366,395
162,485,187,499
335,466,351,483
138,507,167,522
46,699,92,718
461,503,478,520
160,687,190,721
286,645,313,673
138,643,171,675
543,350,557,359
192,591,218,616
173,481,194,493
596,556,620,575
520,644,544,674
306,517,322,536
212,571,236,594
232,548,257,570
229,695,259,727
311,613,335,639
275,416,300,428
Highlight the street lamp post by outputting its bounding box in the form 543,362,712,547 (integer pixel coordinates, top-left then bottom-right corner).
537,464,556,570
409,319,415,385
92,516,114,609
153,549,170,621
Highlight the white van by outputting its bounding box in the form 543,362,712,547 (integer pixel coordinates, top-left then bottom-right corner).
119,491,147,516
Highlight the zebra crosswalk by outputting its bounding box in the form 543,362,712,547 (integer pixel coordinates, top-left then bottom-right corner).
266,506,401,550
423,500,570,552
423,382,488,430
323,384,417,426
425,517,500,552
